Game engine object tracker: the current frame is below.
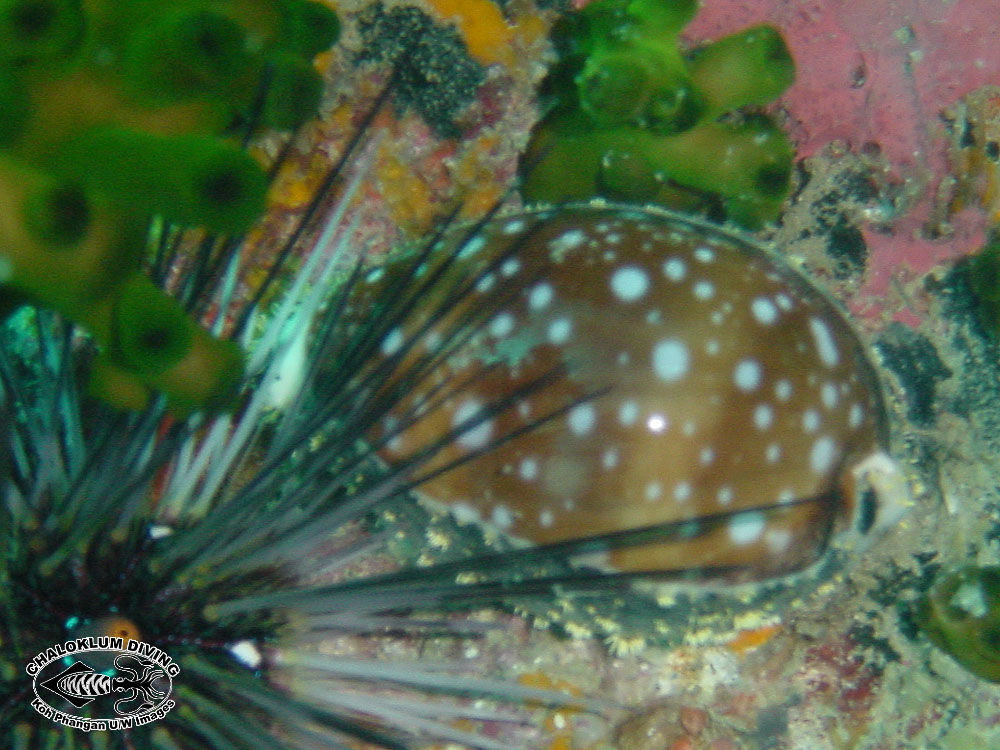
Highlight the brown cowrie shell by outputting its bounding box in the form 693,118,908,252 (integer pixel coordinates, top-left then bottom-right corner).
353,204,907,582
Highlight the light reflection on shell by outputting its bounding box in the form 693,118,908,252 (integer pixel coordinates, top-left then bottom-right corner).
351,204,901,583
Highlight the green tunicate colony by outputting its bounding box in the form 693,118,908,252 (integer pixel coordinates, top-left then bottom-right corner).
0,0,339,411
915,565,1000,682
522,0,796,228
965,231,1000,336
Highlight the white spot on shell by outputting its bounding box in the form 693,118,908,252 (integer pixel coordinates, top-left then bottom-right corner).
548,317,572,344
539,509,555,528
551,229,586,252
453,400,493,451
492,505,514,529
810,435,837,475
425,330,442,352
489,313,515,338
808,317,840,367
501,258,521,276
802,409,820,433
663,257,686,281
729,512,765,545
519,457,539,481
529,283,554,310
699,446,715,465
693,280,715,300
610,265,650,302
733,359,762,391
451,502,481,524
568,403,597,436
717,486,734,505
821,382,839,409
618,400,640,426
693,247,715,263
602,448,619,469
673,482,692,502
754,404,774,431
849,403,865,429
503,219,526,235
765,443,781,464
765,528,793,553
652,339,690,382
775,380,792,401
644,482,663,501
476,273,496,293
380,326,405,356
458,235,487,258
751,297,779,326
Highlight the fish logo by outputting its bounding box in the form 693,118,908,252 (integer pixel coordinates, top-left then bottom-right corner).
39,654,168,715
27,639,178,729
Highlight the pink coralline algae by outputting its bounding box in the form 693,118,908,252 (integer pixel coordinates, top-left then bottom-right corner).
686,0,1000,310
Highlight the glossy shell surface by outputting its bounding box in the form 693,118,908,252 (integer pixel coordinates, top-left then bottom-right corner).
354,204,890,579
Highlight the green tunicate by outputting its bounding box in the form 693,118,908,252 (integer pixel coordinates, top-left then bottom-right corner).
0,68,29,146
915,566,1000,682
22,180,89,246
258,52,323,130
578,52,703,133
87,353,152,411
277,0,341,58
721,191,789,231
0,159,147,310
152,331,246,413
0,0,336,411
0,0,86,64
596,149,660,202
122,8,252,105
577,55,651,126
625,0,697,35
110,273,194,376
580,40,692,130
686,25,795,119
522,112,794,229
50,126,268,235
566,0,696,59
524,0,796,227
641,78,703,135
